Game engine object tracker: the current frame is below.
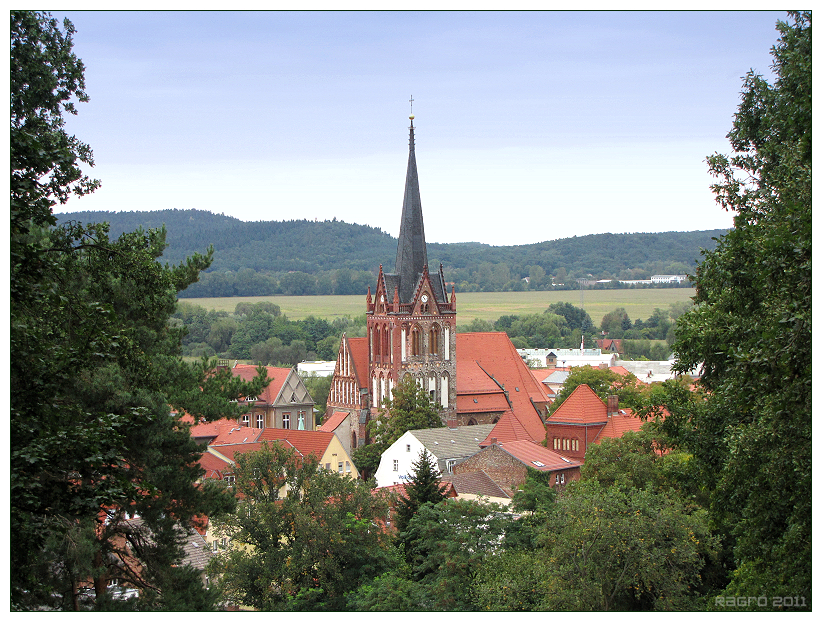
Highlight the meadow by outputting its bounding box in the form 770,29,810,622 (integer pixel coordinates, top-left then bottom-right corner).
185,288,696,326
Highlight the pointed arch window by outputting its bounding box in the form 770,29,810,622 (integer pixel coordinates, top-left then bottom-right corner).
429,323,440,355
410,325,422,356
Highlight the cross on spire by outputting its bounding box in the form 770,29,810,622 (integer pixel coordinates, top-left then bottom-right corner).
409,95,414,115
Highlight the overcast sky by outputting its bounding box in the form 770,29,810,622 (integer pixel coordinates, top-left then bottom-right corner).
52,9,785,246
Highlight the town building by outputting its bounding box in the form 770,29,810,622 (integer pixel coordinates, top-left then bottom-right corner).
324,116,549,451
373,424,495,488
227,363,314,431
452,439,583,497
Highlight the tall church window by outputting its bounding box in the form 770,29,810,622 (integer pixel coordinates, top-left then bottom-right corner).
411,325,421,356
429,323,440,355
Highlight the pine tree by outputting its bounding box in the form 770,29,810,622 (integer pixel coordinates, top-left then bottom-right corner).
394,450,448,535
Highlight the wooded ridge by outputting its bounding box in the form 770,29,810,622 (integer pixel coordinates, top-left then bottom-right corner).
55,209,725,295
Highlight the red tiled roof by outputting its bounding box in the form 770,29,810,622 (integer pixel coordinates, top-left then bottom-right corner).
496,440,583,471
592,407,669,444
456,392,511,414
188,418,241,441
529,369,553,383
257,428,334,460
548,384,607,425
198,451,232,479
210,424,262,446
347,337,369,390
319,410,349,433
231,364,292,404
457,333,548,445
479,409,529,446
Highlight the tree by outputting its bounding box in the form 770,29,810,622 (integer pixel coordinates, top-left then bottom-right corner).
394,450,449,534
10,12,270,610
671,12,811,605
209,441,393,611
399,499,510,610
600,307,631,338
548,366,643,414
531,481,716,611
353,376,444,477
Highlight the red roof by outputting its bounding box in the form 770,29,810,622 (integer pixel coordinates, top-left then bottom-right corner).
548,384,607,425
457,333,548,445
188,418,241,441
211,424,262,446
529,369,553,383
257,428,334,460
230,364,292,404
319,410,350,433
496,440,582,471
592,407,669,444
347,337,369,390
479,409,528,446
198,451,232,479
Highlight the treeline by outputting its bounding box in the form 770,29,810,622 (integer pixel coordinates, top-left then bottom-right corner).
177,300,688,378
55,209,721,297
458,300,691,360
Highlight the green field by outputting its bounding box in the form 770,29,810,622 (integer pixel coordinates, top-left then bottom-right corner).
183,288,696,326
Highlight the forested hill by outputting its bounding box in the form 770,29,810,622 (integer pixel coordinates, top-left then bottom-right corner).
55,209,726,296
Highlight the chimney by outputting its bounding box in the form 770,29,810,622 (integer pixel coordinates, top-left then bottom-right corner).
490,437,498,446
607,395,618,417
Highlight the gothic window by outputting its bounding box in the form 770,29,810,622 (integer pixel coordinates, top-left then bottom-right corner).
410,325,421,356
429,323,440,355
382,325,390,359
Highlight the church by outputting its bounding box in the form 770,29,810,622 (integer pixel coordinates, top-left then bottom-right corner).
322,114,549,458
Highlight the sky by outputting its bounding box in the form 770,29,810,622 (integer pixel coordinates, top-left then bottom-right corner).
50,9,786,246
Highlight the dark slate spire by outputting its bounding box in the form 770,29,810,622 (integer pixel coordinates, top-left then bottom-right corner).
394,114,427,303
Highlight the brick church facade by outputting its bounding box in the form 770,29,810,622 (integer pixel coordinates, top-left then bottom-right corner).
323,115,549,452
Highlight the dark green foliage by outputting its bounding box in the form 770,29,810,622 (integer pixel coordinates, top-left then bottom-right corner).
548,365,643,414
399,500,509,610
209,442,393,611
10,12,269,610
353,376,444,477
394,450,449,534
55,208,722,295
672,11,811,605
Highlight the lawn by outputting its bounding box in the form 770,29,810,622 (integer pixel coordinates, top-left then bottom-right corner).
182,288,695,327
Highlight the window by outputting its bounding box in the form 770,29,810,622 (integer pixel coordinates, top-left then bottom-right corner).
224,475,235,488
553,437,560,450
445,459,457,474
393,459,399,472
212,540,218,552
411,326,421,356
561,473,566,484
282,412,290,429
325,463,331,471
406,444,411,452
256,413,264,428
345,461,351,472
298,411,305,430
555,474,560,485
429,324,440,354
338,462,344,473
241,414,250,427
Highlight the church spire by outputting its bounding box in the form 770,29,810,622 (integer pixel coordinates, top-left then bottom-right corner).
394,111,428,303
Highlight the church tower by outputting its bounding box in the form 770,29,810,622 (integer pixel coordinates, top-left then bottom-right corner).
364,114,458,436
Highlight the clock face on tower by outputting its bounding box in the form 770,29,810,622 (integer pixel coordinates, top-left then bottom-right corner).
420,294,428,303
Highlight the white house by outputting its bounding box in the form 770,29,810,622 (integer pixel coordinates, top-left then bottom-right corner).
374,425,495,488
519,347,617,369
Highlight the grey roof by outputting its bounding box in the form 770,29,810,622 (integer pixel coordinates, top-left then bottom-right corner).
410,425,496,470
126,517,213,572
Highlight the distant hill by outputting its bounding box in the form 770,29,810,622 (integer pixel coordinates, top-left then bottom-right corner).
54,209,726,296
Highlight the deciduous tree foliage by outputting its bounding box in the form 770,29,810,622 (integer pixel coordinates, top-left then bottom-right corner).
10,11,269,610
672,11,811,604
353,376,444,478
209,442,393,611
